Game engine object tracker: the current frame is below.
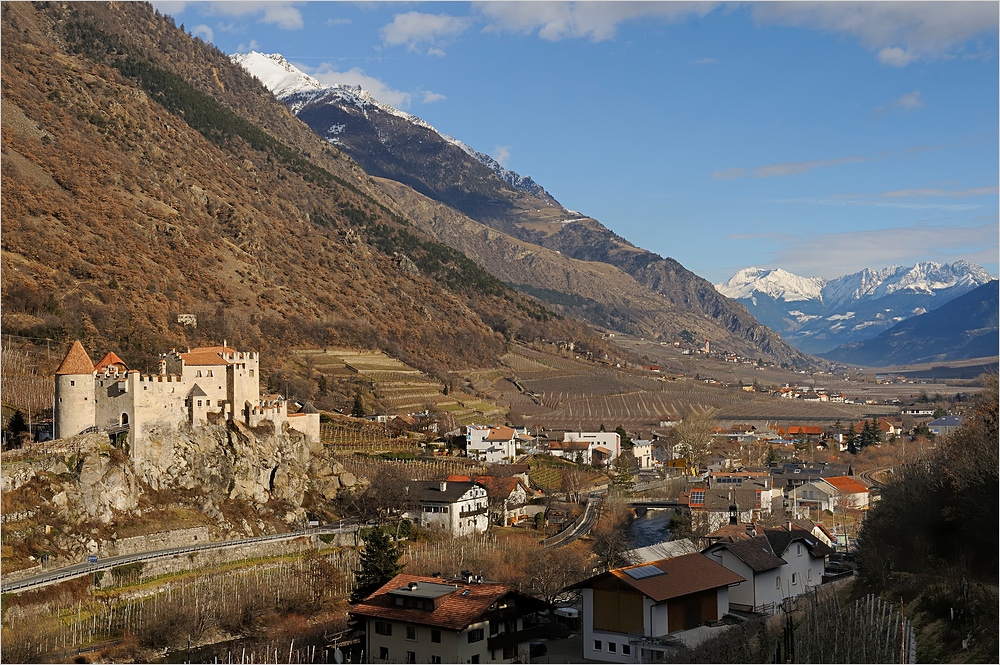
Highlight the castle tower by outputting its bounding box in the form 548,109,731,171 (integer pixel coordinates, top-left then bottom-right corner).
54,340,96,439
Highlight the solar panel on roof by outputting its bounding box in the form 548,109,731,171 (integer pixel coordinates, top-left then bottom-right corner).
623,565,665,579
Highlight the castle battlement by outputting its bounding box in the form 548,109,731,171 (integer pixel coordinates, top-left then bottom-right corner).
55,342,320,462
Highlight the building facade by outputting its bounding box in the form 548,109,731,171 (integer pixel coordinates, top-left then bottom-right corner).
53,341,320,462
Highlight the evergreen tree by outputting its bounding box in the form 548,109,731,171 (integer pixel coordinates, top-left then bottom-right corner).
351,393,365,418
615,425,632,449
350,528,403,604
8,410,28,436
846,423,858,455
610,453,635,497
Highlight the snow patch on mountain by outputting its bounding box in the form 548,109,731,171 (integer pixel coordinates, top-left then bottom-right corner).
715,267,825,302
231,51,548,197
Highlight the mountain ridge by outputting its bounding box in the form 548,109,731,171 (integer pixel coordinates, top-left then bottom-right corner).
233,51,809,366
716,261,994,354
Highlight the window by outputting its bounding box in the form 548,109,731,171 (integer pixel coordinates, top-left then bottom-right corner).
406,625,416,641
406,651,415,663
471,656,479,664
430,657,441,664
442,507,448,514
249,369,254,377
807,568,812,580
431,629,441,643
374,621,392,636
197,400,202,407
468,628,484,643
623,645,631,656
196,370,202,377
792,573,798,585
797,544,802,557
594,640,603,651
206,399,211,406
70,380,75,386
609,642,617,653
207,370,213,377
776,577,781,589
378,647,388,661
503,645,516,659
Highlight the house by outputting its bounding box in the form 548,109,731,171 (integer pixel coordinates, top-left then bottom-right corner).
927,416,963,436
466,425,519,463
556,430,622,465
901,405,936,416
568,553,745,662
53,340,320,464
413,481,489,536
820,476,870,510
681,487,772,534
547,439,593,463
786,426,824,441
631,440,654,469
789,475,869,513
702,523,832,614
350,574,549,664
447,475,531,526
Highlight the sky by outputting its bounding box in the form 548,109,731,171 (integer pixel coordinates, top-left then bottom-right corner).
152,1,999,283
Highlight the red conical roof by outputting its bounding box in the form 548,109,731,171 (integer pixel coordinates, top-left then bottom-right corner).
55,340,96,375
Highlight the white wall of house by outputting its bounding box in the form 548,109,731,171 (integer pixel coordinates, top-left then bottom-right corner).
419,485,489,536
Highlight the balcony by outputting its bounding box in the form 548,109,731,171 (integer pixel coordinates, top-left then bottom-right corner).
459,506,488,519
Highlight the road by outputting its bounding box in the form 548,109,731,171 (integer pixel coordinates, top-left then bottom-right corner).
0,519,366,594
543,495,603,548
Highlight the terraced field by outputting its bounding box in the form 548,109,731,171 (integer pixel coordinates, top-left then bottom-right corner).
525,455,609,492
293,349,506,425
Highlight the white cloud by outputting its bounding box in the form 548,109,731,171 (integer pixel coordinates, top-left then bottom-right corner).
896,91,925,109
235,39,260,53
878,46,917,66
309,64,413,109
380,12,471,53
764,223,999,279
192,23,214,42
493,146,512,167
752,2,999,64
881,186,997,198
477,1,718,42
177,2,304,30
422,91,447,104
713,156,866,179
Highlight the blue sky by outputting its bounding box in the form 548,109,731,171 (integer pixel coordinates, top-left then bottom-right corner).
153,2,999,283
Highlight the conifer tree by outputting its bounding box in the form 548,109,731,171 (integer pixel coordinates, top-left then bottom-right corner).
350,528,403,604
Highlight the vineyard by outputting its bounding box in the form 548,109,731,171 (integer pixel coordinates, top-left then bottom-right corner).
335,455,486,484
1,337,54,417
294,349,506,425
525,455,609,493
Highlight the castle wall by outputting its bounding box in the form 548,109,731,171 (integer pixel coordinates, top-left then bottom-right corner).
286,413,321,443
226,351,260,414
55,374,95,439
95,371,187,462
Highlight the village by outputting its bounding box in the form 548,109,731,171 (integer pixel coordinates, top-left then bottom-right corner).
0,339,972,663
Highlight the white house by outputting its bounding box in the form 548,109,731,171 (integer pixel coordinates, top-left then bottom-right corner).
466,425,519,463
702,523,831,614
568,554,745,663
551,431,621,466
631,440,653,469
350,574,549,665
413,480,489,536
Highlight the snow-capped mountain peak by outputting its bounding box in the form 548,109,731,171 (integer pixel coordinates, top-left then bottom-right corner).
715,267,825,302
231,51,547,196
229,52,326,98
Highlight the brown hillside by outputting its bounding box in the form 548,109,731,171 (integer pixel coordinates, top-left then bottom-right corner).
0,2,614,379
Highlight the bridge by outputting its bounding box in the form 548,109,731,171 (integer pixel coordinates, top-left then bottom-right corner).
630,499,682,509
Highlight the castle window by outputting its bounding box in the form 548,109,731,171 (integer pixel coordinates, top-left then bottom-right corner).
207,370,213,377
144,386,148,391
249,369,254,377
70,380,75,386
196,370,202,377
197,400,202,407
206,400,211,406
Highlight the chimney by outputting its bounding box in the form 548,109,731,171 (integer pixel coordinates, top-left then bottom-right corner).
787,520,792,532
408,582,418,591
439,481,447,492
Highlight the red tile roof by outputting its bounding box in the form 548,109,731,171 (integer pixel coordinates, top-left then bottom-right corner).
55,341,95,375
350,574,531,630
180,350,231,366
94,351,129,374
485,426,516,441
822,476,869,494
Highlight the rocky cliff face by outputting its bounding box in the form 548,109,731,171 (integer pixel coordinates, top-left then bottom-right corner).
2,424,357,566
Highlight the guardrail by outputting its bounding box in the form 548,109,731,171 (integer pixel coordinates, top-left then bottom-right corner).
0,521,365,594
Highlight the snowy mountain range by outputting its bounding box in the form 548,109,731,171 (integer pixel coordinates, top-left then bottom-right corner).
716,261,995,354
231,52,549,198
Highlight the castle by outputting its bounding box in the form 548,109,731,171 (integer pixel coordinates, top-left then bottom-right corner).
54,341,320,462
